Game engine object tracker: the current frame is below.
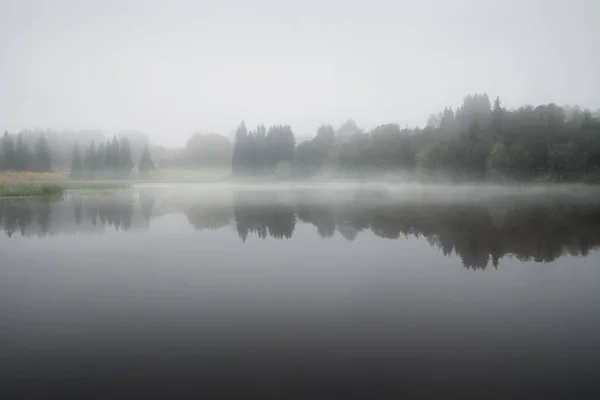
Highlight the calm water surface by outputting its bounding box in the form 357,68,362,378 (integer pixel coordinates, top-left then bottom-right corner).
1,184,600,399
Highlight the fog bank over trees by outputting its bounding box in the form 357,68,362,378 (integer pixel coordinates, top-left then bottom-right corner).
3,94,600,183
230,94,600,182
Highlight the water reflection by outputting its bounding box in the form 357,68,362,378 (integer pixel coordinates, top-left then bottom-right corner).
2,188,600,269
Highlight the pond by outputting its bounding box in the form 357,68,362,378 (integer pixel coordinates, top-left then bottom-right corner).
1,184,600,399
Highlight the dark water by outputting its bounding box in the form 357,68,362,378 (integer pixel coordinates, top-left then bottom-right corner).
2,184,600,399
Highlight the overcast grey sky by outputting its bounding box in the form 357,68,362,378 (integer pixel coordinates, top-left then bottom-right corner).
1,0,599,146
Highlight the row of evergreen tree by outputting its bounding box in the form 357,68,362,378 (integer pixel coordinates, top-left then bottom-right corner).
0,132,52,172
231,94,600,182
70,136,155,179
232,122,296,173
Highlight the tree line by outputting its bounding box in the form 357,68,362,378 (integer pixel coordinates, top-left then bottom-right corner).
232,122,296,175
70,136,155,179
0,132,52,173
232,94,600,182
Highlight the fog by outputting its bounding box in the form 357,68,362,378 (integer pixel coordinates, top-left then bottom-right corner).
1,0,599,146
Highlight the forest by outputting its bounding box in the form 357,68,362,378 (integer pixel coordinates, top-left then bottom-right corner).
233,94,600,182
70,137,155,179
0,131,155,180
2,93,600,182
0,132,52,173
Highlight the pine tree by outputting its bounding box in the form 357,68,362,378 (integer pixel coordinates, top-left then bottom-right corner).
138,145,155,179
70,144,84,180
1,132,16,171
104,136,120,174
15,133,31,171
493,96,503,113
33,134,52,172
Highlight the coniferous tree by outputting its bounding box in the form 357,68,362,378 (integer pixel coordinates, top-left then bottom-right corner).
15,133,31,171
104,136,120,174
1,132,16,171
33,134,52,172
70,144,84,180
138,145,155,179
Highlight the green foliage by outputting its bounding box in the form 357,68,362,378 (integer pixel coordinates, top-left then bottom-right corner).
0,183,64,198
288,93,600,181
232,122,296,175
71,136,142,180
1,132,16,171
15,134,32,171
2,132,52,173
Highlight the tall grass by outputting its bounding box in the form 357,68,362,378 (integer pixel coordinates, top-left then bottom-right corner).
0,171,132,197
0,183,65,198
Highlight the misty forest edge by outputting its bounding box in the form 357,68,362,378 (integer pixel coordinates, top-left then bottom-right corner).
1,93,600,184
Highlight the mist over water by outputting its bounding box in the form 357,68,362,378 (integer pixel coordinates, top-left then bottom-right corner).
1,184,600,398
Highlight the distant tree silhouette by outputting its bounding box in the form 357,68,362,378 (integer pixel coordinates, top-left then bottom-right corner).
70,144,84,180
15,133,32,171
232,122,295,175
138,145,155,179
280,93,600,181
33,134,52,172
1,132,16,171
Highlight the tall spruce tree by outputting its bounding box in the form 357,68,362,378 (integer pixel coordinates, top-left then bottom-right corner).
1,132,16,171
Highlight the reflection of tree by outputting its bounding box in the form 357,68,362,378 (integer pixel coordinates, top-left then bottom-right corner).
0,199,54,238
73,197,82,225
36,202,51,235
296,193,335,238
140,193,154,222
3,189,600,270
233,191,295,241
231,190,600,269
184,203,233,231
0,195,137,237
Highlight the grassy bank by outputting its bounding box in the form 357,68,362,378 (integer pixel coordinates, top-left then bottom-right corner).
0,183,65,198
0,171,134,197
